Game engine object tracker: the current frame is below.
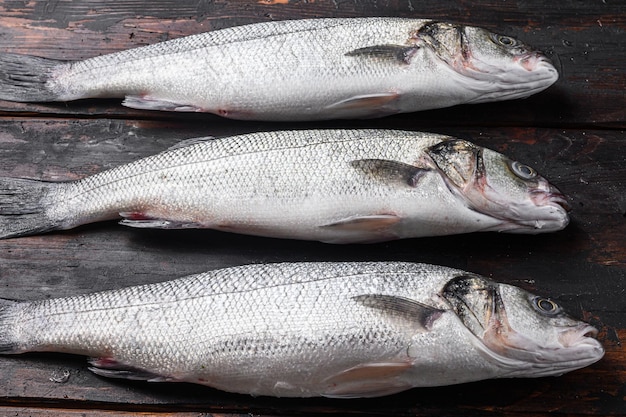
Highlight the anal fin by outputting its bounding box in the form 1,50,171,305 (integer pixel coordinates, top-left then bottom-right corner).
326,92,400,114
319,214,402,244
88,357,172,383
123,95,204,112
321,214,401,232
119,212,206,230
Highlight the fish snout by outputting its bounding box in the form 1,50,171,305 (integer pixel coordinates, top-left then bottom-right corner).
530,180,572,212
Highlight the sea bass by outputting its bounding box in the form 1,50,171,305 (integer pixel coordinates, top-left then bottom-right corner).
0,262,603,398
0,130,570,242
0,18,558,121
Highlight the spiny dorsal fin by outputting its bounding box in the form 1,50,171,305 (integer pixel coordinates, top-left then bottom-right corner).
165,136,216,152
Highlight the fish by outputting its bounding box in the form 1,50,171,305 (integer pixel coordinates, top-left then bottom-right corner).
0,18,558,121
0,129,570,242
0,262,604,398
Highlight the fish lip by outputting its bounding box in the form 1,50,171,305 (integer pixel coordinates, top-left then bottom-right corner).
516,52,556,72
475,174,571,232
530,188,572,213
559,324,602,348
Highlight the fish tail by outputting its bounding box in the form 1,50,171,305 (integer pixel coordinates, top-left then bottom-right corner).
0,177,63,239
0,53,66,102
0,298,20,354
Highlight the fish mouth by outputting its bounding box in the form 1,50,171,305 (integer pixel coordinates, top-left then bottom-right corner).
463,60,558,103
559,324,600,348
530,188,572,213
526,324,604,377
516,52,555,72
484,192,570,234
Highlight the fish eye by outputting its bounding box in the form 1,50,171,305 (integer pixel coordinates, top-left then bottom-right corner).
510,161,537,180
532,297,562,316
490,33,521,48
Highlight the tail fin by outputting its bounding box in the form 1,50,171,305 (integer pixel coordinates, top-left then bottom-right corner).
0,53,66,102
0,298,20,354
0,177,62,239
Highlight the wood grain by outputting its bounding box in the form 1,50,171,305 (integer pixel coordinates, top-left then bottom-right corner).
0,1,624,416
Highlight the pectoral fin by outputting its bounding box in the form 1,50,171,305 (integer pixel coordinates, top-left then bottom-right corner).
351,159,429,187
345,44,419,65
322,362,414,398
352,294,444,331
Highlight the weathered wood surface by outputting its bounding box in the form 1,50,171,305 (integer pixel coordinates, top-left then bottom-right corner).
0,1,625,416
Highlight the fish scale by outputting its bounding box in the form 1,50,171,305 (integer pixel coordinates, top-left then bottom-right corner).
0,129,570,241
0,18,558,120
0,262,603,397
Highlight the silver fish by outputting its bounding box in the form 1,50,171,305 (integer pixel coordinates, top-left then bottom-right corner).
0,262,604,398
0,18,558,121
0,129,570,241
0,129,570,242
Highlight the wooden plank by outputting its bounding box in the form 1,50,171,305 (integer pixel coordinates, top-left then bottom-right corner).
0,1,625,415
0,118,624,415
0,0,624,127
0,408,237,417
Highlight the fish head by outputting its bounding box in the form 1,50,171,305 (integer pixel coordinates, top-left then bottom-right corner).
441,274,604,377
424,139,570,233
414,22,558,102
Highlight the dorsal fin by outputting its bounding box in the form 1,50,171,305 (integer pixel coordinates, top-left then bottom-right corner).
165,136,216,152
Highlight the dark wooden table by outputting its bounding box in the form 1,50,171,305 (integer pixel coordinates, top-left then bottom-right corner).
0,1,625,416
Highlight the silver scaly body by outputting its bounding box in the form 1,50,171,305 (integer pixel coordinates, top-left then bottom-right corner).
0,262,603,398
0,129,570,241
0,18,558,120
